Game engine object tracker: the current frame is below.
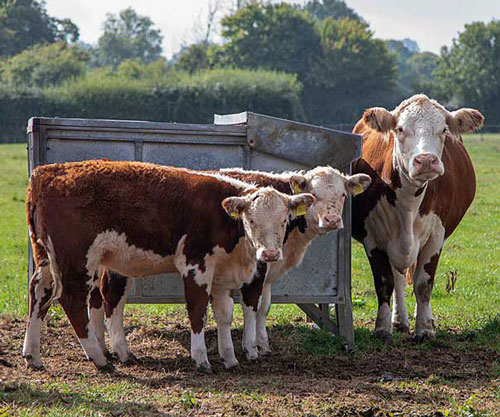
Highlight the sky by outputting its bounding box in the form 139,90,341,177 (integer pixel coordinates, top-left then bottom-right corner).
45,0,500,57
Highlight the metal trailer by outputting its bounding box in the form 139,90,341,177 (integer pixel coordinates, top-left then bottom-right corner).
27,112,361,349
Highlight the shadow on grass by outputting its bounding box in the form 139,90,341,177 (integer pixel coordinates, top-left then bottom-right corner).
0,382,167,416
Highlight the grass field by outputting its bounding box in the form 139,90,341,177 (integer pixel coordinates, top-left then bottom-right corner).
0,136,499,416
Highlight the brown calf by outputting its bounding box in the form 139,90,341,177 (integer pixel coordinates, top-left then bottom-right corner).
23,160,314,372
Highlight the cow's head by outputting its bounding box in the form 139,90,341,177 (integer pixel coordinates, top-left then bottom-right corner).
363,94,483,187
289,167,371,234
222,187,315,262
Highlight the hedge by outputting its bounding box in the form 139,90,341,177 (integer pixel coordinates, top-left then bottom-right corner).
0,68,304,143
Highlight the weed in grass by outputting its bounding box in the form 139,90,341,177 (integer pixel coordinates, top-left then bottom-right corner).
181,390,199,410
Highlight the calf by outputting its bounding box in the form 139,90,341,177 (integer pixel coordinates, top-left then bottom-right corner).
352,94,483,343
23,160,314,372
98,166,371,364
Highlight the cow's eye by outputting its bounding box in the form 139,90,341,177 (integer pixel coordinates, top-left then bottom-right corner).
249,219,254,224
442,127,447,134
397,126,404,133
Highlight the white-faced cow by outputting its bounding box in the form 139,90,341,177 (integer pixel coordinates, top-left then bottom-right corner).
352,94,483,343
96,166,371,365
23,160,314,372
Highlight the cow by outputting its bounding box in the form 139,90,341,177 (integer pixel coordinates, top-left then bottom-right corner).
95,166,371,365
23,160,315,372
352,94,483,343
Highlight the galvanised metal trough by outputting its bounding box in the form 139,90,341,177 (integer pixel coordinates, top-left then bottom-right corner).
27,112,361,348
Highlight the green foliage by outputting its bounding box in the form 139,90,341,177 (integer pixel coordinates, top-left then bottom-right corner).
0,68,303,142
300,0,362,22
387,39,440,97
0,42,88,87
305,17,397,123
0,0,78,57
219,3,321,80
434,20,500,123
117,57,171,80
173,42,212,73
95,7,163,68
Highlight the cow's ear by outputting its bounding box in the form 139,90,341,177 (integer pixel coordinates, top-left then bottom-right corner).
346,174,371,195
222,196,249,220
363,107,397,133
288,193,315,217
289,174,307,194
447,108,484,135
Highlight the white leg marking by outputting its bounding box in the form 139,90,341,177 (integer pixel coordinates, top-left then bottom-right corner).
255,283,272,355
212,290,239,369
391,267,409,332
241,303,258,361
375,302,392,335
106,278,134,363
23,266,52,369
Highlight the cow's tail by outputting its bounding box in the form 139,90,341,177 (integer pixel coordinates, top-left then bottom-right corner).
405,262,416,285
26,181,63,311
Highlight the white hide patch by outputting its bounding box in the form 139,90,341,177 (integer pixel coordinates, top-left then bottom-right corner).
364,191,444,272
86,230,176,279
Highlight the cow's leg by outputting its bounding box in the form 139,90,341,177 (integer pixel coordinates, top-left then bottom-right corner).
23,266,53,369
58,274,111,370
366,246,395,344
101,272,135,364
413,235,444,341
391,267,409,334
211,288,239,369
240,263,266,361
89,286,109,358
255,283,272,356
183,269,212,373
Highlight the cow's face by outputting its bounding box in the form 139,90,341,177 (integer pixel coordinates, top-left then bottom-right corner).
290,167,371,234
363,94,483,187
222,187,315,262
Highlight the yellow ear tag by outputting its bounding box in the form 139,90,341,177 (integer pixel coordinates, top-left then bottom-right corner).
295,203,308,217
292,183,303,194
353,184,364,195
230,211,241,219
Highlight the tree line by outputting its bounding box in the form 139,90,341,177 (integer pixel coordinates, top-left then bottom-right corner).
0,0,498,142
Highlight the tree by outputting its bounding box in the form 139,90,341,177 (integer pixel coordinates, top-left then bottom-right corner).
0,0,78,57
218,3,321,80
434,20,500,123
407,52,439,95
96,7,163,68
300,0,363,22
305,17,397,123
174,42,212,73
0,42,88,87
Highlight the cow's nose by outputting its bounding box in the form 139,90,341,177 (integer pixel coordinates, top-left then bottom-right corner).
413,153,440,170
260,249,280,262
323,214,343,230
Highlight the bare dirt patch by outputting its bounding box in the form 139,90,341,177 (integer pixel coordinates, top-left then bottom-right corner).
1,315,498,416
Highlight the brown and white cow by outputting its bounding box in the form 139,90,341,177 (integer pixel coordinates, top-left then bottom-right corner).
96,166,371,365
23,160,315,372
352,94,483,343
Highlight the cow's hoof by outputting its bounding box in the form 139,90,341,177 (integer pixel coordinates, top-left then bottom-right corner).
243,348,259,361
222,358,240,370
373,330,393,345
97,362,115,373
196,362,214,375
257,347,272,358
412,331,435,344
104,350,114,361
24,355,44,371
393,323,410,334
122,353,139,366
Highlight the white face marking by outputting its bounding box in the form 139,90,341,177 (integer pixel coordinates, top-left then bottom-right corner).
241,188,292,262
302,167,348,234
393,97,447,184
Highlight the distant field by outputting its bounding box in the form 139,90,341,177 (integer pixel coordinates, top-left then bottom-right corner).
0,135,499,416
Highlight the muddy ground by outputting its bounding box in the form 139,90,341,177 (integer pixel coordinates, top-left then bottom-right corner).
0,314,498,416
